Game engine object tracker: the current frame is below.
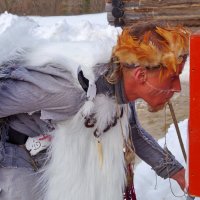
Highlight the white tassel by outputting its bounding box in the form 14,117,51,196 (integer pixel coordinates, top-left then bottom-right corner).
81,81,96,117
87,82,96,101
81,100,95,118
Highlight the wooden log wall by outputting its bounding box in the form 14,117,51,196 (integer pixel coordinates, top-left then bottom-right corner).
106,0,200,29
0,0,105,16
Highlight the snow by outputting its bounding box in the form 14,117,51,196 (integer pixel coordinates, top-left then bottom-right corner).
134,119,197,200
0,11,194,199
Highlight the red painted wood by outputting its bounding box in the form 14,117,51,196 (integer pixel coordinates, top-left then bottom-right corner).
188,32,200,197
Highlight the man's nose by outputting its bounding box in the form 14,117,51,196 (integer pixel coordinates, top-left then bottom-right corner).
172,77,181,92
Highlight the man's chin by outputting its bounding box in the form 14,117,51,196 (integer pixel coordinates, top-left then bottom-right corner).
147,103,167,112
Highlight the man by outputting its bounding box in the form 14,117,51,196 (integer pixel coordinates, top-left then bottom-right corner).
0,23,189,200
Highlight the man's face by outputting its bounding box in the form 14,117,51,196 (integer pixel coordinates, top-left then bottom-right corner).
143,62,184,112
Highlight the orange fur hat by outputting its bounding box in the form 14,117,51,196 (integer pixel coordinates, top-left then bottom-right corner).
113,25,190,73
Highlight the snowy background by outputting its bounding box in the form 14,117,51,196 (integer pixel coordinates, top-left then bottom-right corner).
0,11,196,200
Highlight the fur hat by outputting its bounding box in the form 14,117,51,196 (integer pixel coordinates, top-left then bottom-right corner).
112,25,190,73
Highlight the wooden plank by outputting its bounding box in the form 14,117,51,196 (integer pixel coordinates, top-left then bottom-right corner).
106,2,200,18
106,2,200,13
124,3,200,10
124,14,200,21
138,0,200,7
106,0,200,7
107,12,200,28
124,20,200,28
124,7,200,17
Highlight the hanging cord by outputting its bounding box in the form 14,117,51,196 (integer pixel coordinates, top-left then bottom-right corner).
164,104,186,198
154,171,158,190
115,96,136,200
167,101,195,199
115,97,135,158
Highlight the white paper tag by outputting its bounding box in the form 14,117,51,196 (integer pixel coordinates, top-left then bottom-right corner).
25,134,51,156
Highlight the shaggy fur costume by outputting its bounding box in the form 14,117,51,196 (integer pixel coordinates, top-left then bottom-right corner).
15,42,131,200
43,95,130,200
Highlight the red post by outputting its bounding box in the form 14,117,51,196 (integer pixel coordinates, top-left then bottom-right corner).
188,31,200,197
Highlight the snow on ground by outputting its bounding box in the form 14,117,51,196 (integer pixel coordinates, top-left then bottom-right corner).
0,12,120,64
0,11,194,199
134,119,199,200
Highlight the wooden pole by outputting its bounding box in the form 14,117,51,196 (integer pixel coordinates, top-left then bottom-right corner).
167,101,187,162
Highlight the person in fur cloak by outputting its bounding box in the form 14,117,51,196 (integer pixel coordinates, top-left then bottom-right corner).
0,23,189,200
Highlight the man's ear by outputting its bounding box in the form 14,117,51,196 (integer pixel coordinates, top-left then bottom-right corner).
132,67,147,83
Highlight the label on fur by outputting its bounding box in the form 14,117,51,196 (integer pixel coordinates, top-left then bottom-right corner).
25,134,52,156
